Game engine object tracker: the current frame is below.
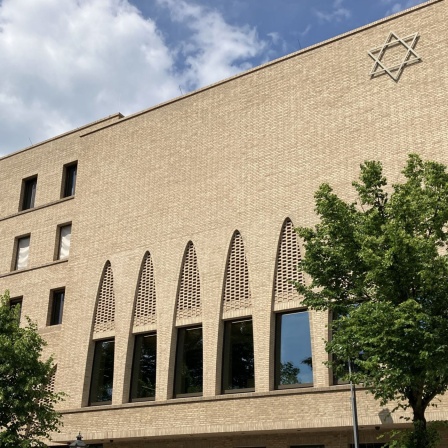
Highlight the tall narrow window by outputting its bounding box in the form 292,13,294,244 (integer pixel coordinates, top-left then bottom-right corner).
62,162,77,198
275,311,313,389
14,235,30,270
174,326,203,397
48,289,65,326
20,176,37,211
222,319,255,393
130,333,157,401
57,224,71,260
89,339,115,405
9,297,23,322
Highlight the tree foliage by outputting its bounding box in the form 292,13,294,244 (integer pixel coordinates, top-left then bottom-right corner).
0,291,64,447
295,154,448,446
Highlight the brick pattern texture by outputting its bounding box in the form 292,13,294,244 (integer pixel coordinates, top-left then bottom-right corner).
1,1,448,447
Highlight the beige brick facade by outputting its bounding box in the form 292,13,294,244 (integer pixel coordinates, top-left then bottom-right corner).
1,1,448,446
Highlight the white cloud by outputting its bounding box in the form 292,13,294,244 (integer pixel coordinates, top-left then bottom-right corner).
0,0,268,156
299,25,312,38
157,0,267,91
384,0,424,16
314,0,351,23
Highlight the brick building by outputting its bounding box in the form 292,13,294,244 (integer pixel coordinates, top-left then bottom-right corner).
1,1,448,447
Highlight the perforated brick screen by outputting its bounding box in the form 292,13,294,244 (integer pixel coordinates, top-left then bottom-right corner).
274,219,303,304
176,242,201,319
93,261,116,333
134,252,157,327
223,231,251,312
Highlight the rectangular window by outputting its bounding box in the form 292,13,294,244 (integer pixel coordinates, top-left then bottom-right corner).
222,319,255,393
130,333,157,401
20,176,37,211
350,444,385,448
275,310,313,389
48,289,65,326
56,224,71,260
291,446,325,448
89,339,114,405
174,326,203,397
62,162,77,198
9,297,23,322
13,235,30,270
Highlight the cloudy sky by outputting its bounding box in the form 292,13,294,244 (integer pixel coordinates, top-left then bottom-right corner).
0,0,426,157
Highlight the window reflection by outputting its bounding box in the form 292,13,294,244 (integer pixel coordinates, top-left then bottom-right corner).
174,326,203,396
89,339,114,405
275,311,313,388
222,319,255,392
130,333,157,401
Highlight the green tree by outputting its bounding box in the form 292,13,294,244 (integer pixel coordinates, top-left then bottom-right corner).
0,291,64,448
295,154,448,447
279,361,301,385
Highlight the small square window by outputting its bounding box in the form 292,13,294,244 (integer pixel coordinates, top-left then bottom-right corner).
13,235,30,271
56,224,71,260
48,289,65,326
62,162,77,198
20,176,37,211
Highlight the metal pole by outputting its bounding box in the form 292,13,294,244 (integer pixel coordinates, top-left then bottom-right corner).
348,359,360,448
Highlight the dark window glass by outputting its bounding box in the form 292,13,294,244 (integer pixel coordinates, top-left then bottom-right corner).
222,319,255,392
350,444,385,448
89,339,114,405
130,333,157,401
291,446,325,448
275,311,313,388
63,163,77,197
21,176,37,210
174,326,203,397
49,289,65,326
9,297,23,322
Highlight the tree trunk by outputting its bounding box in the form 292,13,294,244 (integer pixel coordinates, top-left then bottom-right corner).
406,404,438,448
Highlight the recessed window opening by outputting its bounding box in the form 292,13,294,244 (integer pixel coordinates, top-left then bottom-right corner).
222,318,255,393
89,339,115,405
56,224,71,260
20,176,37,211
14,235,30,271
9,296,23,322
48,289,65,326
174,326,203,397
130,333,157,402
275,310,313,389
62,162,77,198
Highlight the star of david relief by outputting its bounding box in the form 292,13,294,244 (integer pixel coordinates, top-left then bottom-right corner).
368,31,422,82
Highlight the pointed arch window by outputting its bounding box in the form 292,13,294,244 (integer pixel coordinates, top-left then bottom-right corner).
274,219,303,304
176,242,201,320
93,262,116,333
222,231,251,312
133,252,157,328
